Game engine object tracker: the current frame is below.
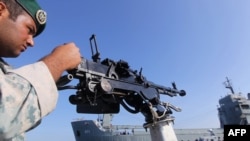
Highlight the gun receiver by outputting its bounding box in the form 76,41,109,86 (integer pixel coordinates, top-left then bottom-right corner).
57,34,186,124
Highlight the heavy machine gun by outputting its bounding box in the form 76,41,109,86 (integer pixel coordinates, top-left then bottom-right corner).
57,34,186,141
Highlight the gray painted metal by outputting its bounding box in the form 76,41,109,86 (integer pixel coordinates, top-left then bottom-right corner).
71,120,223,141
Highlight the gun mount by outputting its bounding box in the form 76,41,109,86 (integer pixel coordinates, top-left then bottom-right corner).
57,34,186,141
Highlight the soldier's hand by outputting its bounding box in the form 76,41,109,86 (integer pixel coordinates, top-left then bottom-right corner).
51,42,81,70
41,42,82,81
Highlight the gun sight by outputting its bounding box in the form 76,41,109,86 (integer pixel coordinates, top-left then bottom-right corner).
89,34,100,62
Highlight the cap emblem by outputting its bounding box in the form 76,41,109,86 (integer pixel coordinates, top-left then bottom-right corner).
36,9,47,25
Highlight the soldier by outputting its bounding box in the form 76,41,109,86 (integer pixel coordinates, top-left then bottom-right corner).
0,0,81,140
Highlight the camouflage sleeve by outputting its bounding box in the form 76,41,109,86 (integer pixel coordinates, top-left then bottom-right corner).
0,61,58,140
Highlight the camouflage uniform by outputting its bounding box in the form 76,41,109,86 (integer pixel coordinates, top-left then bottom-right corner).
0,58,58,141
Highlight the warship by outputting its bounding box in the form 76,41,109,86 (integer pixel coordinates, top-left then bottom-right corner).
70,77,250,141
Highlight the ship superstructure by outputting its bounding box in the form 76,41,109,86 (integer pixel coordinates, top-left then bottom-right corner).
71,117,223,141
217,77,250,127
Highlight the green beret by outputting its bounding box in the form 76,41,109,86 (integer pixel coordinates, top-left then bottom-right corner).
16,0,47,37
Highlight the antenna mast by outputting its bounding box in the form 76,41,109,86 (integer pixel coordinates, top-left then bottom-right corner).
224,77,235,94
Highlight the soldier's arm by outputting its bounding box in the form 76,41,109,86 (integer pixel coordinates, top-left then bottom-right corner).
0,43,81,140
40,43,81,81
0,61,58,140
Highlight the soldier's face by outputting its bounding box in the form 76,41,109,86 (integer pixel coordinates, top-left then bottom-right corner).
0,6,37,57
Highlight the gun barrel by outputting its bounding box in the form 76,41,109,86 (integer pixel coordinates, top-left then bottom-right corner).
148,82,186,97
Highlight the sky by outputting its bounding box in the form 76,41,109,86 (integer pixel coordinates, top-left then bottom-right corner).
4,0,250,141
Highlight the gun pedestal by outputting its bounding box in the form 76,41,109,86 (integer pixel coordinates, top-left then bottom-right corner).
144,118,178,141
